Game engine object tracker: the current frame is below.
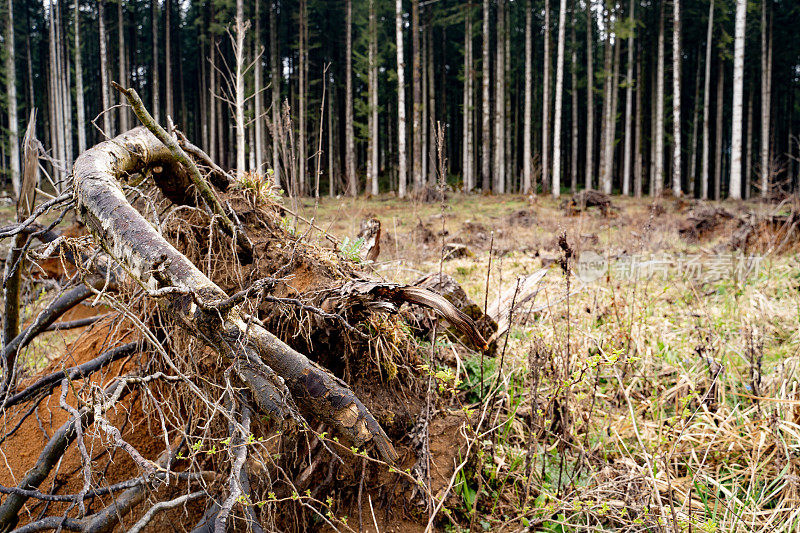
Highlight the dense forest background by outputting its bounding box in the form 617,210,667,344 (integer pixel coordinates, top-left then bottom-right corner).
2,0,800,200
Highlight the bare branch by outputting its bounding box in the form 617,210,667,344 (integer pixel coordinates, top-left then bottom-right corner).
128,491,205,533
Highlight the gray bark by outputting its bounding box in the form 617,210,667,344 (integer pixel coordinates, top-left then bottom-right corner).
234,0,247,177
396,0,407,198
463,6,475,192
585,2,594,190
368,0,379,195
481,0,491,191
165,0,174,121
345,0,355,196
494,0,506,193
151,0,160,123
5,0,19,195
729,0,746,199
551,0,567,198
295,0,308,194
412,0,422,190
75,0,87,154
118,0,129,133
760,0,771,197
270,2,280,186
523,0,532,193
715,65,724,200
672,0,682,196
655,5,665,196
745,93,753,199
254,0,264,173
542,0,551,193
701,0,713,199
570,4,578,194
622,0,634,195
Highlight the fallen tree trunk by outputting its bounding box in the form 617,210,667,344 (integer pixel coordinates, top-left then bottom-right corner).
72,126,398,462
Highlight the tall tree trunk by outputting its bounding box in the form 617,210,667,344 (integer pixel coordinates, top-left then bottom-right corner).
602,33,619,193
411,0,422,190
504,23,511,188
344,0,356,196
551,0,567,197
234,0,247,177
634,53,643,197
24,13,33,118
99,0,112,136
598,11,612,193
672,0,681,196
118,0,129,132
715,65,723,200
368,0,379,195
151,0,160,122
328,83,335,197
422,22,428,185
481,0,491,191
760,0,771,197
494,0,505,193
523,0,532,193
622,0,635,195
200,40,208,150
57,0,73,167
570,2,579,193
298,0,308,193
650,59,657,196
463,6,474,192
688,52,701,197
585,2,594,190
270,1,280,187
209,37,217,162
75,0,86,154
5,0,19,194
165,0,173,120
46,27,57,181
48,0,64,186
701,0,713,200
745,93,753,199
729,0,746,199
542,0,551,193
396,0,407,198
427,18,436,185
654,4,665,196
254,0,263,173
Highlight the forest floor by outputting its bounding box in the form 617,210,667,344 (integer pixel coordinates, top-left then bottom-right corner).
4,192,800,532
291,193,800,532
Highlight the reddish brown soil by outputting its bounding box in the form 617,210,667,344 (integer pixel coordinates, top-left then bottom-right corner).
0,324,206,531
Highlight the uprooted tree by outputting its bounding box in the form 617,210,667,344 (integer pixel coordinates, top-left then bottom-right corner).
0,88,489,532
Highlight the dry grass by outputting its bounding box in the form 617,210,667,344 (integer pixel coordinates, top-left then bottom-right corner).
295,193,800,532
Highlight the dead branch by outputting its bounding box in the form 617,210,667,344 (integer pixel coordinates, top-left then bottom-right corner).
214,404,251,532
59,378,93,517
0,277,112,396
0,192,72,240
0,471,210,503
111,83,251,258
128,491,205,533
1,277,115,394
44,314,113,331
2,341,140,411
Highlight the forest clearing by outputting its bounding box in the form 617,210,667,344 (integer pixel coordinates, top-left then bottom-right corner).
2,0,800,530
3,163,800,531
